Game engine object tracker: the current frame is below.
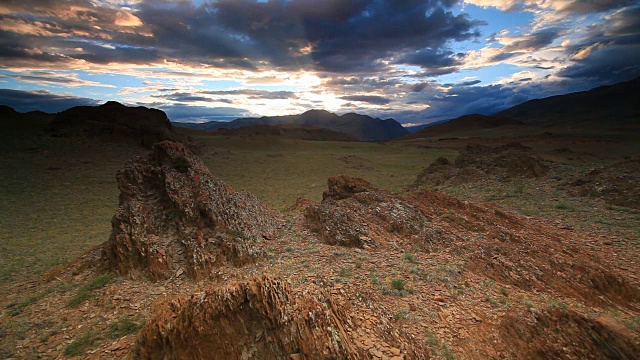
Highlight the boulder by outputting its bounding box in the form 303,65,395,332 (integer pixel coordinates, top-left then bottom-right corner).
102,141,282,280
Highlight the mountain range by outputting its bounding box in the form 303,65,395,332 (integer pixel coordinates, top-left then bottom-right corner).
174,109,409,142
496,76,640,127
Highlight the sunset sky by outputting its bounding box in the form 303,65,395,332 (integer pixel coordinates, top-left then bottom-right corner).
1,0,639,125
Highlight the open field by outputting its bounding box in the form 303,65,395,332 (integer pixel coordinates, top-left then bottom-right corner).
0,130,455,285
1,125,639,359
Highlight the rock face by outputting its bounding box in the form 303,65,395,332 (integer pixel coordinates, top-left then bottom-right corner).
305,176,435,248
410,142,548,190
47,101,176,148
133,276,360,359
102,141,281,280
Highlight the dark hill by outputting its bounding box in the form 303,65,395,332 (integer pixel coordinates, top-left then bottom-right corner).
497,76,640,126
48,101,176,148
173,109,408,141
215,124,358,141
402,114,523,140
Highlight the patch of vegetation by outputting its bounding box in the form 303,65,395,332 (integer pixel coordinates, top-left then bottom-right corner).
67,273,115,308
6,289,51,316
420,263,463,284
624,316,640,331
63,331,100,357
107,317,144,339
485,295,499,308
394,309,410,320
425,332,455,360
403,253,417,264
555,201,574,211
391,278,406,291
548,298,569,310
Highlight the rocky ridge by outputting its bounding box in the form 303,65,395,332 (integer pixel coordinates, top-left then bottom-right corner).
2,142,639,360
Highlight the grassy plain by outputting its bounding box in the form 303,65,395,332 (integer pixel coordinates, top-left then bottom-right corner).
0,130,456,285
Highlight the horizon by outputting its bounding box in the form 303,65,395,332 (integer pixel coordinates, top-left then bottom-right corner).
1,0,639,125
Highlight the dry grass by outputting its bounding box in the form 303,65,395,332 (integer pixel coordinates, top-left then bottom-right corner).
0,130,455,287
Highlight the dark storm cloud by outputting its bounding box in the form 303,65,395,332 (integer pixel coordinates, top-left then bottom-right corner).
559,45,640,83
560,0,636,14
559,6,640,83
487,29,560,63
299,1,483,72
0,88,99,113
340,95,391,105
397,49,463,68
0,0,483,73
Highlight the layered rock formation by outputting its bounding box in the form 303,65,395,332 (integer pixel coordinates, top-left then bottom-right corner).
304,176,639,308
102,141,282,280
133,275,364,359
304,176,434,248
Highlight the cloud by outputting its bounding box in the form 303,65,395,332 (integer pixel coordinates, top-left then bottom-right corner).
199,89,298,100
558,44,640,83
340,95,391,105
0,0,483,74
0,71,115,87
465,0,634,14
0,88,99,112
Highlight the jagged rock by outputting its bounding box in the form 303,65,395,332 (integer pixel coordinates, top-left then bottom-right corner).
410,142,549,190
495,308,640,359
305,176,436,248
132,275,363,359
101,141,282,280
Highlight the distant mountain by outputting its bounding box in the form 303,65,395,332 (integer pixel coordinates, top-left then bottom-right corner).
215,124,358,142
48,101,177,148
403,123,440,133
497,76,640,126
401,114,524,140
173,109,409,141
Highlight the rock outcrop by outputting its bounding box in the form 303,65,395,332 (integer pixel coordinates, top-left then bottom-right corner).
410,142,548,190
304,176,639,308
102,141,282,280
304,176,436,249
133,275,362,359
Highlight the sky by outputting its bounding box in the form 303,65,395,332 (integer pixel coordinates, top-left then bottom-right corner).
0,0,639,125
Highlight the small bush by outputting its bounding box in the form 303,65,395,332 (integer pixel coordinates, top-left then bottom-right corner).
403,253,417,264
391,278,406,291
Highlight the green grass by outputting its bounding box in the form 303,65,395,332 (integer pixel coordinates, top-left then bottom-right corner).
5,289,51,316
391,278,406,291
192,133,456,209
107,317,144,339
67,273,115,308
63,331,100,357
0,136,145,285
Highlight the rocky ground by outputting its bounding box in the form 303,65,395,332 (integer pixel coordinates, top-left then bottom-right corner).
1,140,639,359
